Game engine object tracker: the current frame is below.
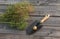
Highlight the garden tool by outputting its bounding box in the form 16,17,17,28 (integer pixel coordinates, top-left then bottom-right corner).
26,14,50,35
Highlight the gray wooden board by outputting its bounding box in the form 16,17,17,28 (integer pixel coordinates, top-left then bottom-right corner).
4,30,60,38
34,6,60,11
0,0,59,6
0,0,60,39
29,0,60,6
1,34,60,39
0,0,60,6
30,5,60,16
0,5,7,9
1,5,60,16
33,31,60,37
0,0,60,16
27,17,60,25
33,35,60,39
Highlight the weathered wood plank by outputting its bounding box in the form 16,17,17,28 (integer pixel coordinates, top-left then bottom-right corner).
0,0,60,39
0,0,60,6
28,17,60,25
0,5,60,16
33,35,60,39
0,1,60,16
34,6,60,11
49,31,60,37
30,6,60,16
33,27,60,37
34,31,60,37
0,5,7,9
0,26,58,36
28,0,60,6
42,26,60,31
0,30,60,39
33,36,56,39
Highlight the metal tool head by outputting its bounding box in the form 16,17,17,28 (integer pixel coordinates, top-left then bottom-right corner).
26,20,42,35
26,14,50,35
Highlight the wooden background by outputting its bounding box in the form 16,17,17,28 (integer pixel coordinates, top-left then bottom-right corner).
0,0,60,39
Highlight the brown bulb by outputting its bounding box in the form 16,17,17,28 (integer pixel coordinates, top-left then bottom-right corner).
33,26,37,30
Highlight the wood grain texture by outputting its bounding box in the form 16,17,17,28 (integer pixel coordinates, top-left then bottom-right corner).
1,5,60,16
0,0,60,39
27,17,60,24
